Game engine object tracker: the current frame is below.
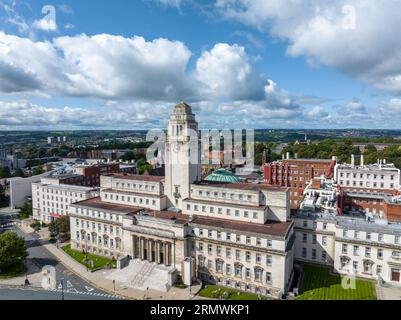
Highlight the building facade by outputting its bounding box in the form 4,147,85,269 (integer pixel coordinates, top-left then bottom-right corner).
66,102,295,298
264,157,336,209
32,179,98,222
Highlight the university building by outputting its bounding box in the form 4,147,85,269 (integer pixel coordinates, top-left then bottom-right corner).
67,102,295,298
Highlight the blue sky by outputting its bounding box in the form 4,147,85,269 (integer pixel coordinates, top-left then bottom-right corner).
0,0,400,130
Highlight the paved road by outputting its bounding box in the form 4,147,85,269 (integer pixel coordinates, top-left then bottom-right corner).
0,287,120,300
0,213,121,300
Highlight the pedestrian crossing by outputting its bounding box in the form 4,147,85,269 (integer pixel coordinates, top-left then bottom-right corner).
47,287,120,299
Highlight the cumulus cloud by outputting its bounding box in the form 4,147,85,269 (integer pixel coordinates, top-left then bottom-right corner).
0,31,312,129
194,43,265,101
215,0,401,94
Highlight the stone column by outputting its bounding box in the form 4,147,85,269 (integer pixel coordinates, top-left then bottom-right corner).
164,242,170,267
148,239,153,262
156,241,161,264
132,236,137,259
140,237,145,260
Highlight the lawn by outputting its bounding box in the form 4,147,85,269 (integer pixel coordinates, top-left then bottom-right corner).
61,245,116,270
0,262,27,279
296,265,377,300
198,284,268,300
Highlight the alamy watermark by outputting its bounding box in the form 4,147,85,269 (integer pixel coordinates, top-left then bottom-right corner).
146,129,254,175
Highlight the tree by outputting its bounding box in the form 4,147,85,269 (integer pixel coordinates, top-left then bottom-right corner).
0,184,7,205
13,168,25,178
49,217,70,241
0,231,28,271
0,166,11,179
18,202,32,220
32,165,44,176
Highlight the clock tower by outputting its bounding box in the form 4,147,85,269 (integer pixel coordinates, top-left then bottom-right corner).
165,102,201,210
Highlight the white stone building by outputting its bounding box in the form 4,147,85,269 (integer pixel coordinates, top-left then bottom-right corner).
32,180,98,222
335,159,400,191
67,102,295,298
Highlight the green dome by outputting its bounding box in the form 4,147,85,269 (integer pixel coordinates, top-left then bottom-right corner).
204,169,242,183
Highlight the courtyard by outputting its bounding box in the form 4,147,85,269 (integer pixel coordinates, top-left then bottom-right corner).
296,265,377,300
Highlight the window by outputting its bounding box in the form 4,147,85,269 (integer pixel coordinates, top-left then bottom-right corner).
365,247,371,258
378,234,384,242
199,243,204,251
266,272,272,283
255,268,262,282
236,250,241,260
226,264,232,275
226,248,231,258
235,264,242,277
377,265,382,275
312,249,316,260
321,252,327,262
208,244,212,254
342,244,348,254
323,223,327,230
267,240,272,248
266,255,272,266
226,233,231,241
246,236,251,244
312,235,317,244
256,238,261,246
343,230,348,238
353,246,359,256
354,231,360,239
245,268,251,278
236,235,241,243
377,249,383,259
246,251,251,262
396,236,400,244
302,248,307,258
303,220,308,228
366,233,371,240
322,236,327,246
216,246,222,256
303,233,307,243
353,261,358,271
256,253,261,264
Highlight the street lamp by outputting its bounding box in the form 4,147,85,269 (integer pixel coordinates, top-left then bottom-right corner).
60,279,64,301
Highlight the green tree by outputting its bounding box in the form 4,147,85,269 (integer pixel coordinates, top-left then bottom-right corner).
32,165,44,176
14,168,25,178
0,166,11,179
0,231,28,271
18,202,32,220
0,184,7,205
49,217,70,241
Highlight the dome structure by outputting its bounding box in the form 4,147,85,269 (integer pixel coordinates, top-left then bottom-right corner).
204,168,242,183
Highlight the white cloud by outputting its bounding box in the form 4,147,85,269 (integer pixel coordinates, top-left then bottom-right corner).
154,0,182,8
215,0,401,94
194,43,265,101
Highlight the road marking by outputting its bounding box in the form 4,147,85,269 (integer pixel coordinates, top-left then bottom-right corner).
85,286,94,292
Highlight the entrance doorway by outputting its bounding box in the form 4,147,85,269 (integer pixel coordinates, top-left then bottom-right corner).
391,268,400,282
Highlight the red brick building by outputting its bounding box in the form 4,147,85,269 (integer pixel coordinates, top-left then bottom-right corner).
264,157,336,209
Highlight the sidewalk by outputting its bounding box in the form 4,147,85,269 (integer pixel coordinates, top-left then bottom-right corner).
17,223,202,300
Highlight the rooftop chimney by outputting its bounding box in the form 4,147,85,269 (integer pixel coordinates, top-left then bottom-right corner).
351,154,355,167
360,154,364,167
383,159,387,164
295,153,298,159
286,152,290,160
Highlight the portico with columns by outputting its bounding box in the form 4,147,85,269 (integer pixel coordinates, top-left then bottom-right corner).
132,235,173,267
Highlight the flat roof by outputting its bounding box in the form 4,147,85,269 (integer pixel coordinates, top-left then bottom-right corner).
39,183,95,192
102,188,165,199
194,181,287,192
190,215,293,238
184,198,265,210
105,173,164,182
71,197,143,215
